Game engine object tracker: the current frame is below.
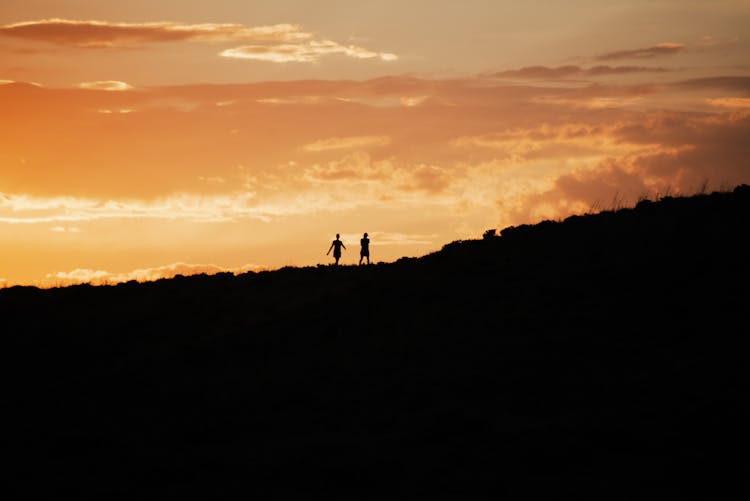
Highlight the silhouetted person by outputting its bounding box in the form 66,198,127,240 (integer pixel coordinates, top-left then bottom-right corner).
359,232,370,265
327,233,346,265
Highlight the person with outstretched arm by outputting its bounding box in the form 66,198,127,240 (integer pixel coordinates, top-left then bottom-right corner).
327,233,346,266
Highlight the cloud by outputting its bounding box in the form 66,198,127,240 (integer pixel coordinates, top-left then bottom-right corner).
220,40,397,63
706,97,750,108
1,184,442,224
51,225,81,232
0,192,272,223
303,135,391,152
338,231,438,247
77,80,133,91
595,43,686,61
0,19,307,47
582,65,671,76
304,151,455,195
3,73,750,245
97,108,135,114
610,111,750,187
492,110,750,229
400,96,429,107
406,164,452,193
43,262,265,287
494,65,670,79
0,18,397,64
695,35,740,48
256,96,326,104
494,65,581,79
452,123,642,162
305,151,394,181
529,95,645,109
674,76,750,92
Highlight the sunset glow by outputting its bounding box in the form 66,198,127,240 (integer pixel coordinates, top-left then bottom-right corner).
2,1,749,287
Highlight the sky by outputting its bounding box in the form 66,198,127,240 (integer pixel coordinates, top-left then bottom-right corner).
1,0,749,287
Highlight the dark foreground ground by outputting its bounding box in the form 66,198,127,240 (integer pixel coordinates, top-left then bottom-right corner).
4,186,750,499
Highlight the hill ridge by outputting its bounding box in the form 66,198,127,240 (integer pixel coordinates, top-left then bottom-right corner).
4,184,750,498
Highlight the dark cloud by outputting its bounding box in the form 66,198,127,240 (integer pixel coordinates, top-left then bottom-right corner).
551,111,750,208
595,43,685,61
554,164,650,206
494,107,750,228
674,76,750,94
494,65,582,79
629,113,750,188
495,65,670,79
1,19,196,47
583,65,671,76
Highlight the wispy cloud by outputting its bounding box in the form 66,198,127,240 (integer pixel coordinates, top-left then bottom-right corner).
452,123,641,160
0,192,269,223
303,135,391,152
695,35,740,48
220,40,397,63
1,186,437,225
51,225,81,232
706,97,750,108
43,262,265,287
0,18,397,64
77,80,133,91
0,19,307,47
494,65,670,79
305,151,394,181
96,108,135,114
529,95,646,109
595,43,686,61
400,95,429,107
338,232,438,247
256,96,325,105
304,152,455,195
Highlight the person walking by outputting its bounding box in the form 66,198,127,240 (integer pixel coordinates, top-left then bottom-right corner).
326,233,346,266
359,232,370,265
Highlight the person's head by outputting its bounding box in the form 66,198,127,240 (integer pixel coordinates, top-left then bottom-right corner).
336,233,340,239
364,232,368,237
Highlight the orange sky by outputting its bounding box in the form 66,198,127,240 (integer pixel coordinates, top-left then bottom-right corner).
2,1,750,287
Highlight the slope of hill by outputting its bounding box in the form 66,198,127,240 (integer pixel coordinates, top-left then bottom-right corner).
4,186,750,498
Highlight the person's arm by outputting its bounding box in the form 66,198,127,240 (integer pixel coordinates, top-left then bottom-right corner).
342,242,346,250
327,242,333,255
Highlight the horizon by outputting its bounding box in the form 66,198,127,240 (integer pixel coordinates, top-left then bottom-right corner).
2,1,750,287
3,183,745,291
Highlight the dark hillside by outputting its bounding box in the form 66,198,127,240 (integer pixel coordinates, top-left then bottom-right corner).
4,186,750,499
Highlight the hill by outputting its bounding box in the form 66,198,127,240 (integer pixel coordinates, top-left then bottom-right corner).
4,186,750,499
